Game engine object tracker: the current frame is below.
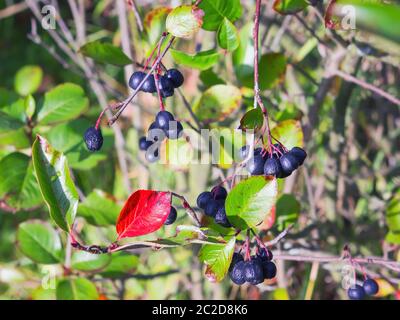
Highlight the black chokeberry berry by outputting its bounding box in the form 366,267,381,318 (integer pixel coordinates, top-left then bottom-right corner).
204,199,219,217
272,144,285,158
148,121,159,131
229,253,244,272
155,111,175,131
166,69,184,88
165,121,183,140
247,154,267,175
158,76,175,98
215,206,231,228
141,74,157,93
84,127,103,152
243,260,264,285
229,260,246,285
363,278,379,296
139,136,153,151
279,153,299,175
197,191,213,209
290,147,307,165
211,186,228,200
257,248,273,261
129,71,146,90
164,206,177,225
261,261,277,279
264,158,283,177
347,285,366,300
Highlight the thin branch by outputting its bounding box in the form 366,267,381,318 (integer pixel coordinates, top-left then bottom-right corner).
108,36,175,125
333,69,400,106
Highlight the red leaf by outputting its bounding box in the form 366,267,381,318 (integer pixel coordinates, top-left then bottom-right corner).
116,190,172,240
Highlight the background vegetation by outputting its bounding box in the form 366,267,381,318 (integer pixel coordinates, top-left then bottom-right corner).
0,0,399,300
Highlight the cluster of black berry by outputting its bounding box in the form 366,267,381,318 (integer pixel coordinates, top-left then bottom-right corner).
129,68,184,98
239,144,307,178
164,206,178,226
229,249,276,285
138,110,184,163
196,186,231,228
347,278,379,300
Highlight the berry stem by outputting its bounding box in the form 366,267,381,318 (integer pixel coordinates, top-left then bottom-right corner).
109,36,175,125
253,0,274,153
171,192,202,227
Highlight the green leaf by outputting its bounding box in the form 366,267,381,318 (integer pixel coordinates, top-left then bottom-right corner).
24,95,36,119
226,176,278,230
100,252,139,278
17,221,63,264
56,278,99,300
275,194,300,231
334,0,400,42
71,251,111,272
199,236,236,282
166,5,204,39
0,110,24,134
217,18,239,51
386,192,400,238
32,135,79,232
78,189,121,226
259,53,287,90
199,69,225,87
198,0,242,31
144,7,171,46
14,65,43,96
170,49,220,70
0,153,42,210
271,119,304,149
193,84,242,122
37,83,88,125
79,41,132,66
239,107,264,132
273,0,308,15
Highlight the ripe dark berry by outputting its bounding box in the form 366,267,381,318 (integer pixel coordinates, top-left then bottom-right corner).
257,248,273,261
84,127,103,152
204,199,220,217
229,253,244,272
129,71,146,90
166,69,184,88
215,206,231,228
164,206,177,225
145,147,159,163
243,260,264,285
347,285,366,300
262,261,277,279
141,74,157,93
290,147,307,165
139,136,153,151
158,76,175,98
155,111,175,131
148,121,159,131
279,153,299,175
165,121,183,140
264,158,283,177
363,278,379,296
229,260,246,285
247,154,267,175
197,191,213,209
211,186,228,200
